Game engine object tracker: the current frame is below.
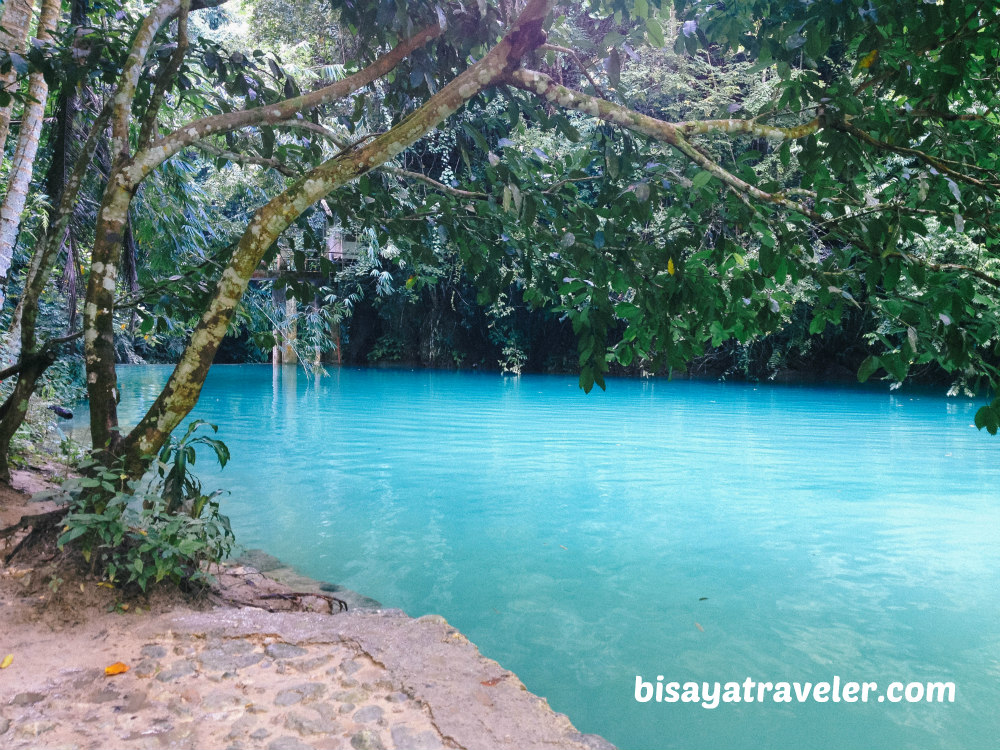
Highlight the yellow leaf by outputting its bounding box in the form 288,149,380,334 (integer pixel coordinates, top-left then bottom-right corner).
667,258,676,276
859,50,878,69
104,662,129,676
97,582,113,588
0,654,13,669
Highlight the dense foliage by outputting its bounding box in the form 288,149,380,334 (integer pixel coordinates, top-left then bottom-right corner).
0,0,998,580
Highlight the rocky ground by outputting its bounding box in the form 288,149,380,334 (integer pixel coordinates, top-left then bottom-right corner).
0,469,615,750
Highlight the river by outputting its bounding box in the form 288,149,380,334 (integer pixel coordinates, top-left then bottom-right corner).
68,365,1000,750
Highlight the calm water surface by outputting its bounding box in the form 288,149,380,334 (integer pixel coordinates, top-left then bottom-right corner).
82,365,1000,750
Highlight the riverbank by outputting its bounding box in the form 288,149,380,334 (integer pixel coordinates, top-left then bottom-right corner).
0,470,614,750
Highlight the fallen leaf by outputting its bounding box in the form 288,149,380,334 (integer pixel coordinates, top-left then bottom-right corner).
481,676,505,687
0,654,13,669
559,545,568,550
105,662,129,676
97,582,114,589
695,622,705,632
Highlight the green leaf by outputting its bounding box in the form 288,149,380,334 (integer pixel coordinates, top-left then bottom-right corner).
646,18,665,48
857,356,880,383
691,170,713,189
261,126,275,159
974,405,993,431
615,302,641,321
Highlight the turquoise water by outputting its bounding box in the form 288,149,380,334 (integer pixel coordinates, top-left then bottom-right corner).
83,365,1000,750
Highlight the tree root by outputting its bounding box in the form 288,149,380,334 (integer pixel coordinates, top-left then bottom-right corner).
0,508,66,565
220,589,348,614
258,591,348,613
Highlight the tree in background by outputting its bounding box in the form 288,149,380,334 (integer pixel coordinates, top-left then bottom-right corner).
0,0,996,492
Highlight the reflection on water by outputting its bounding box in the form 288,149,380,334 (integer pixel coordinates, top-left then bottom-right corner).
77,365,1000,750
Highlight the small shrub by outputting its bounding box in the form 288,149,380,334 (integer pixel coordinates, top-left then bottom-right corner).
54,424,235,592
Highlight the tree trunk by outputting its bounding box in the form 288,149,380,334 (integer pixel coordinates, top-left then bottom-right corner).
0,97,111,484
117,0,552,475
0,0,36,151
0,0,62,306
282,294,298,365
82,19,446,453
0,349,57,483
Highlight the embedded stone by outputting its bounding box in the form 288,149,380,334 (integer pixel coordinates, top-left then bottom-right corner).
133,659,159,677
274,682,325,706
283,712,339,735
140,644,168,659
340,660,362,675
352,705,383,723
156,660,197,682
265,643,307,660
199,642,263,671
350,730,386,750
10,692,45,706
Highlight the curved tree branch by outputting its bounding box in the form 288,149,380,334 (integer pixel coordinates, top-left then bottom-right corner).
120,0,555,468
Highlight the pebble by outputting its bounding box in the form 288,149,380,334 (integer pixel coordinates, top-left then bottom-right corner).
274,683,325,706
284,712,340,735
386,692,409,703
340,660,363,675
0,717,8,735
350,730,386,750
250,728,270,740
331,689,369,705
291,655,331,672
199,641,264,671
353,705,383,723
133,659,159,678
226,715,257,739
140,645,168,659
265,643,307,660
156,660,197,682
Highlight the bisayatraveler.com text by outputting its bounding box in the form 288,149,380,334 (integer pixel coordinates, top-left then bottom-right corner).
635,675,955,709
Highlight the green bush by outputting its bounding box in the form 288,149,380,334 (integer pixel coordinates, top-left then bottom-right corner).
53,424,235,592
